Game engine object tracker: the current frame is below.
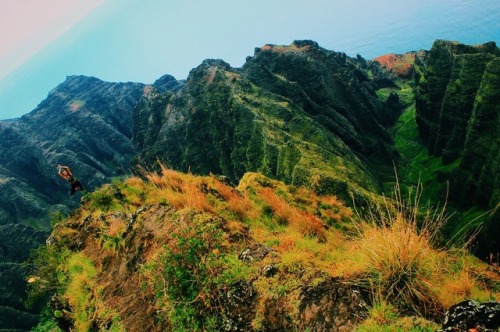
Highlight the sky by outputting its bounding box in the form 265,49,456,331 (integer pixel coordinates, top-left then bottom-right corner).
0,0,499,120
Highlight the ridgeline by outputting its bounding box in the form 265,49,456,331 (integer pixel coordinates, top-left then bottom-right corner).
0,39,498,331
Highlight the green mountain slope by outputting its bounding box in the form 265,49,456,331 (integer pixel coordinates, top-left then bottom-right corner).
134,41,400,206
413,40,500,255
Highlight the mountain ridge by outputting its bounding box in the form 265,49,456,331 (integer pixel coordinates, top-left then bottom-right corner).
133,40,401,207
0,39,498,330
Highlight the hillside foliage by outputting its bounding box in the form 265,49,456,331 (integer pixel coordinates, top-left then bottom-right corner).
29,166,499,331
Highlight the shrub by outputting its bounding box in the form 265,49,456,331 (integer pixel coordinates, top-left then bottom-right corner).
350,183,448,316
259,187,326,239
145,211,225,330
86,186,116,211
348,181,500,319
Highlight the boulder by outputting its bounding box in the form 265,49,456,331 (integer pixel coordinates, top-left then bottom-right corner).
439,300,500,331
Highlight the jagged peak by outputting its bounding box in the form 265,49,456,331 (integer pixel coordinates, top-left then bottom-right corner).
254,40,321,55
198,59,231,70
153,74,184,92
46,75,106,98
186,59,233,85
64,75,103,83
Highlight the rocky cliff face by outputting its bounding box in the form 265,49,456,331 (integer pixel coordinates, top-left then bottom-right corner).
0,75,147,330
0,76,147,226
413,40,500,257
414,40,499,207
134,41,399,204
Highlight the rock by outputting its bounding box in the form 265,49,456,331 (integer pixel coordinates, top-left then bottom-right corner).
220,281,257,331
215,175,232,186
238,244,271,263
439,300,500,331
262,264,278,277
298,277,369,331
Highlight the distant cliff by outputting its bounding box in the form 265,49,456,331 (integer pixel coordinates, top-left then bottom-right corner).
414,40,499,208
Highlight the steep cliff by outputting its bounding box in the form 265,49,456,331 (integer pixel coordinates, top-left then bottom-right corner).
453,57,500,207
414,40,499,207
0,75,146,330
134,41,399,205
413,40,500,254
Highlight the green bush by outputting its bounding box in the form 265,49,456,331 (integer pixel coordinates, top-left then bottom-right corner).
85,186,117,211
26,246,70,309
149,212,225,330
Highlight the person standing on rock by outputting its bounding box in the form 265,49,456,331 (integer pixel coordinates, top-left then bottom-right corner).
57,164,85,195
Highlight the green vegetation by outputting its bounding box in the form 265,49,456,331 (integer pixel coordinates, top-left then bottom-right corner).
391,105,458,203
390,104,491,247
144,211,224,331
31,310,62,332
376,80,415,108
28,165,499,330
24,40,500,330
29,248,125,331
355,300,439,331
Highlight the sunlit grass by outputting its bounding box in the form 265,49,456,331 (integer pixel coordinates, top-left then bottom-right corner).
64,253,124,332
345,179,499,317
37,164,500,330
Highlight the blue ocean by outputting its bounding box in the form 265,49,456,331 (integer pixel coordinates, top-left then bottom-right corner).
323,0,500,59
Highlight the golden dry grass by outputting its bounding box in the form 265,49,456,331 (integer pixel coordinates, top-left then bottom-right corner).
343,183,500,317
259,187,326,239
55,165,498,330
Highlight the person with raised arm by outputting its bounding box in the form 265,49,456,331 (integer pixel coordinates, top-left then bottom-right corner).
57,164,85,195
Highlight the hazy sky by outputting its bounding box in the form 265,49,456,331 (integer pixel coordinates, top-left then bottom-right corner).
1,0,499,120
